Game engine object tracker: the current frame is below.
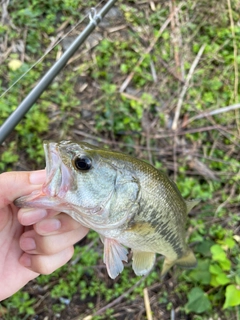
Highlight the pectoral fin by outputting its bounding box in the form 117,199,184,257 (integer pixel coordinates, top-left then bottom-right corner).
102,237,128,279
132,251,156,276
161,248,197,277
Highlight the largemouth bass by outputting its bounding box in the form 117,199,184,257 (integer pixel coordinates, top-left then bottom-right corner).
15,141,199,279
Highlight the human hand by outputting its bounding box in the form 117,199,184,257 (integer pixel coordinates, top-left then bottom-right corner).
0,170,89,301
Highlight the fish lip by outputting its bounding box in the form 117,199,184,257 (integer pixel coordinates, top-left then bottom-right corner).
44,142,58,176
42,142,72,198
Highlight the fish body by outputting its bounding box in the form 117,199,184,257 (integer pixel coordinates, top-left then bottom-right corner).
15,141,198,279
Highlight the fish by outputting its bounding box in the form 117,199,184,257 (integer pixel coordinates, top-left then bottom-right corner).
14,140,199,279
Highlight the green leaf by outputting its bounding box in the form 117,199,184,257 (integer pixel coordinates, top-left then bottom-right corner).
195,240,215,257
223,285,240,309
210,274,220,287
209,263,222,275
218,237,236,250
188,260,211,285
185,287,211,314
211,245,231,270
209,263,230,286
236,275,240,285
215,273,230,285
211,244,226,261
224,237,236,249
219,259,231,271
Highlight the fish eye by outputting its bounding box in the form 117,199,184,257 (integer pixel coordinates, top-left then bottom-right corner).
73,155,92,171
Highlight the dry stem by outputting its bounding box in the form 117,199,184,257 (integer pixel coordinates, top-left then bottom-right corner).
171,44,206,130
143,287,153,320
226,0,238,103
183,103,240,127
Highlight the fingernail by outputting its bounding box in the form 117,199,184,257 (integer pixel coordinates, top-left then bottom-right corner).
29,170,46,185
19,254,31,267
21,208,47,225
20,238,36,251
38,218,61,234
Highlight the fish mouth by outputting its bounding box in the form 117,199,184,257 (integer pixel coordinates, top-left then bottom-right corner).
42,141,111,219
42,141,73,198
41,142,130,230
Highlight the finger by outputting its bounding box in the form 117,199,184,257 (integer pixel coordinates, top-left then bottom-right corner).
0,170,45,207
34,212,84,235
19,246,74,274
19,226,89,255
18,208,59,226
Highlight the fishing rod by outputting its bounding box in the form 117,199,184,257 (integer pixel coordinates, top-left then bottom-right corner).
0,0,118,145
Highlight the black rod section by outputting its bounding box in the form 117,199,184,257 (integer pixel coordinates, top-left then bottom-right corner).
0,0,118,144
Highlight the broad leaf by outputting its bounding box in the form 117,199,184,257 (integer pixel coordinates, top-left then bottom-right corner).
215,273,230,285
210,245,231,270
223,285,240,309
189,260,211,285
185,287,211,314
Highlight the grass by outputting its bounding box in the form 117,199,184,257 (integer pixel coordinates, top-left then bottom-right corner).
0,0,240,319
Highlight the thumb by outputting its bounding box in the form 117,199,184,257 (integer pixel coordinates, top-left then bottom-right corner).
0,170,45,208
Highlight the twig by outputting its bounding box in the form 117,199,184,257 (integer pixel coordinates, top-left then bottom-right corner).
120,92,144,103
149,1,156,11
81,275,148,319
108,24,127,33
181,100,240,147
173,135,177,182
119,4,183,92
82,316,92,320
171,44,206,130
150,58,157,82
74,124,236,142
33,292,50,309
215,178,238,215
157,55,184,83
56,18,72,33
1,0,10,24
227,0,238,103
236,306,239,320
226,0,239,134
170,0,181,79
182,103,240,127
20,29,28,62
143,287,153,320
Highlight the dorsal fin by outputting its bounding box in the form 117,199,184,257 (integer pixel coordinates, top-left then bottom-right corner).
185,199,200,213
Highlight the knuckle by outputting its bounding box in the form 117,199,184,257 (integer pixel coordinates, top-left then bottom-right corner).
34,257,54,275
36,237,56,255
31,247,74,275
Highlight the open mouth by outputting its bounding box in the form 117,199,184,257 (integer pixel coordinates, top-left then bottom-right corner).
42,142,73,198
